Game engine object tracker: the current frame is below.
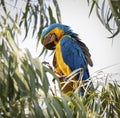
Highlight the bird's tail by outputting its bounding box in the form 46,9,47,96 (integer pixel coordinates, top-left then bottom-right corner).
78,68,93,97
82,68,90,80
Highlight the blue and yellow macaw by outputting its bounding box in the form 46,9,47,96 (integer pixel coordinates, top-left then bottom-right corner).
40,23,93,94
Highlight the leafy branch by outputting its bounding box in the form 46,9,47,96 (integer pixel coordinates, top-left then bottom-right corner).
88,0,120,38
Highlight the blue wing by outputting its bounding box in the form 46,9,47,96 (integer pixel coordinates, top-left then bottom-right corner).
60,36,89,80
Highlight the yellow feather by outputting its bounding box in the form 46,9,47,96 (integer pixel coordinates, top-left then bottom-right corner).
50,27,64,40
55,41,71,76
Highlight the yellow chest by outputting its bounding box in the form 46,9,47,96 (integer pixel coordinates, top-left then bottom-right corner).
55,41,71,76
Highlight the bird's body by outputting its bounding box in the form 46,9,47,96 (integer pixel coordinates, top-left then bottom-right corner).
55,35,89,79
40,23,93,94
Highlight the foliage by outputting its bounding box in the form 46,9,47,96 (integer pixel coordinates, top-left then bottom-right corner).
0,35,120,117
0,0,61,41
88,0,120,38
0,0,120,118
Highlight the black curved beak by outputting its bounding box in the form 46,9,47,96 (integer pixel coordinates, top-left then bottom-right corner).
42,33,57,50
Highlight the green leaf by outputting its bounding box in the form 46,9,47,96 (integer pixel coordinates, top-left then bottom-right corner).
50,97,65,118
48,6,56,24
89,0,98,17
6,26,19,53
61,98,73,118
53,0,61,23
31,6,38,37
1,0,7,13
33,99,45,118
14,68,30,93
108,29,119,38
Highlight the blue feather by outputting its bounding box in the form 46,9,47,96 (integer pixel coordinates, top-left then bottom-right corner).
60,36,89,80
41,23,79,39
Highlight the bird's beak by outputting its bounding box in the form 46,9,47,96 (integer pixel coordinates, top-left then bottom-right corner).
42,33,57,50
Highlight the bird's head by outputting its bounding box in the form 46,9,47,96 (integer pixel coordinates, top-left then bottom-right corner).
40,23,78,50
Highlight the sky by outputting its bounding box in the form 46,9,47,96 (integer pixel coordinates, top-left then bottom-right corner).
18,0,120,76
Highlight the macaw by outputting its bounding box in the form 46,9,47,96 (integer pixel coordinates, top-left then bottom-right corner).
40,23,93,94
